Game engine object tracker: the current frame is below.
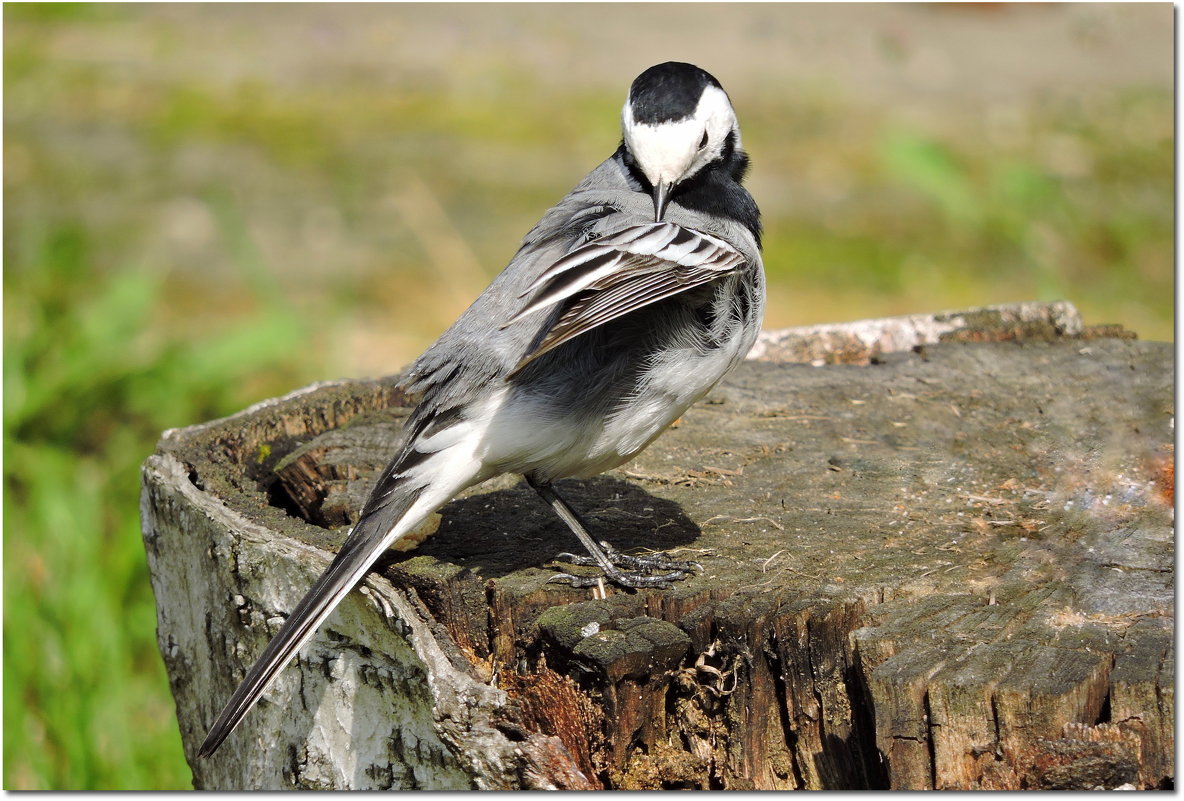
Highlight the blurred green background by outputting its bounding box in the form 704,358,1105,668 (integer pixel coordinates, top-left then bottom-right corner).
3,3,1172,790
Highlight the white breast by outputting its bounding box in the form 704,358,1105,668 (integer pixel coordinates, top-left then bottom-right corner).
479,309,753,482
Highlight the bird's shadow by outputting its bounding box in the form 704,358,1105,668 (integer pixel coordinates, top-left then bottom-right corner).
379,476,702,580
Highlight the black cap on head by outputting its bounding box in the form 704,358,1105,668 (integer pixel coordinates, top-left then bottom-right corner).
628,62,723,125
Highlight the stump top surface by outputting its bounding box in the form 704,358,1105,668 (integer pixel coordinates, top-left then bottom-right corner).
162,338,1171,618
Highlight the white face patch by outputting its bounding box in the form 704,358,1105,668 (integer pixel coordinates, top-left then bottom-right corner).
622,84,738,192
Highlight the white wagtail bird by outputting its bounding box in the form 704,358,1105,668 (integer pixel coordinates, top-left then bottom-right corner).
198,61,763,757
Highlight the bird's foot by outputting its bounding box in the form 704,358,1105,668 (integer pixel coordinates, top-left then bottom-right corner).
548,540,701,589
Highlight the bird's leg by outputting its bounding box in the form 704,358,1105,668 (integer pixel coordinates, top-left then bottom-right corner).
525,475,700,589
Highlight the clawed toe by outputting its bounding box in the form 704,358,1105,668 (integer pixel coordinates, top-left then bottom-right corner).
528,478,700,592
547,570,684,590
548,540,699,590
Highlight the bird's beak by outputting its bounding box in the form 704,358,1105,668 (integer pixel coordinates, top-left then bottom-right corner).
652,180,671,222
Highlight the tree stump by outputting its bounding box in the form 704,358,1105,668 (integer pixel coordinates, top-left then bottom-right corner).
140,302,1173,790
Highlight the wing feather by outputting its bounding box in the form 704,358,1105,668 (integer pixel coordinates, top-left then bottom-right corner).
504,222,747,375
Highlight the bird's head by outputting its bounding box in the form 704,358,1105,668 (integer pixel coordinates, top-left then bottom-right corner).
621,62,740,222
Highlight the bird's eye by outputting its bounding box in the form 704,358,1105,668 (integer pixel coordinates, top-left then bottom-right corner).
698,131,709,150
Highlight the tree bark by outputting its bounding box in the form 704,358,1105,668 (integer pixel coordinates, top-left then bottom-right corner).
141,302,1173,789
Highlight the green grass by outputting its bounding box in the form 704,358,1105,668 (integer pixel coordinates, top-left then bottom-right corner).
744,88,1173,335
3,220,320,789
3,4,1172,790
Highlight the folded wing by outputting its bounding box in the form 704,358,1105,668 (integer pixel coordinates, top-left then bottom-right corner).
505,222,746,374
